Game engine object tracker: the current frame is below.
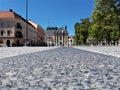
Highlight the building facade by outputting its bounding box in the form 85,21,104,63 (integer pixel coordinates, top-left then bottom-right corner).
0,10,45,46
68,36,75,46
45,27,68,46
28,20,46,46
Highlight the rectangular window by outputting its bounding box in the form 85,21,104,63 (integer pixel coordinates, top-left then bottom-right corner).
0,23,4,27
60,36,62,40
16,23,22,29
0,40,3,43
0,31,4,36
7,23,11,27
7,30,11,36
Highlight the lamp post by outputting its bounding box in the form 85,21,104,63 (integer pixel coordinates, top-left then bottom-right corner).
62,30,64,46
56,31,58,46
25,0,28,46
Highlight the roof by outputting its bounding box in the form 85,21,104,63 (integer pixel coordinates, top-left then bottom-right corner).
0,10,26,23
45,28,68,36
0,11,15,19
45,30,55,36
28,20,44,33
68,36,75,38
0,10,42,31
28,20,38,29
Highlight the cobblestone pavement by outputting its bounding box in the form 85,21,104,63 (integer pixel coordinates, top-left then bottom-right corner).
0,47,56,59
74,46,120,57
0,47,120,90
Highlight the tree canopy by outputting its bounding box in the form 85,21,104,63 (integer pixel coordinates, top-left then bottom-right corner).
75,18,90,45
75,0,120,45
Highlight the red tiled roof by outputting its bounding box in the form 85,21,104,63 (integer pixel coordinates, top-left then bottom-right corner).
0,11,26,22
68,36,75,38
0,11,15,19
49,36,55,40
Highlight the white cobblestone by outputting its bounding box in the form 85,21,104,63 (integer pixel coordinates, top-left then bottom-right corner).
0,47,120,90
74,46,120,57
0,47,57,59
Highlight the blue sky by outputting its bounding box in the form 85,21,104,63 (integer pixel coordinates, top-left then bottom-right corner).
0,0,95,36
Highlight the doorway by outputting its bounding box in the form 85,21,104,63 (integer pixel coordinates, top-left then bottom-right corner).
6,40,10,47
17,40,20,46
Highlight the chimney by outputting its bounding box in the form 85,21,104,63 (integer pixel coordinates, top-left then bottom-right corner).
9,9,13,12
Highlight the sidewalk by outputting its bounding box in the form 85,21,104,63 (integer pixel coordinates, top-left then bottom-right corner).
74,46,120,57
0,47,57,59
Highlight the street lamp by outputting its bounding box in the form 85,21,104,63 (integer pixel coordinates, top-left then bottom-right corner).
25,0,28,46
56,31,58,46
62,30,64,46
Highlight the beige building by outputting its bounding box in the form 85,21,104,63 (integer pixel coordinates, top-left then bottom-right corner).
0,10,45,46
28,20,46,46
45,27,68,46
68,36,75,46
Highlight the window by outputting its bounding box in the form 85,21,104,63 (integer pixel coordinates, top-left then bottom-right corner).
0,40,3,43
7,23,11,27
0,23,4,27
16,23,22,29
7,30,11,36
0,31,4,36
15,31,23,38
60,36,62,40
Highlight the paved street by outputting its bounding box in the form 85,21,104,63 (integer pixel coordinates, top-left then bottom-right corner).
0,47,120,90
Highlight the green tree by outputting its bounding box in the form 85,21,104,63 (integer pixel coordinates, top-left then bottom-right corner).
90,0,119,45
75,18,90,45
75,23,81,45
114,0,120,44
80,18,90,44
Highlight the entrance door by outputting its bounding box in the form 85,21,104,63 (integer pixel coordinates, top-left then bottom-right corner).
60,42,62,45
6,40,10,47
17,40,20,46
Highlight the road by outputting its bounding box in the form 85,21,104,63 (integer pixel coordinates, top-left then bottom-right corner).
0,47,120,90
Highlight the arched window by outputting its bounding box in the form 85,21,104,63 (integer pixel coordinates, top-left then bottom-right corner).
6,40,10,47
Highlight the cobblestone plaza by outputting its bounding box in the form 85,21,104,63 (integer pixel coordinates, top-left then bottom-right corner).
0,47,120,90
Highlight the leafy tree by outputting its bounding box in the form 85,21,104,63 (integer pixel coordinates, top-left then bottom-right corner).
80,18,90,44
75,23,81,45
90,0,119,45
75,18,90,45
114,0,120,44
74,0,120,46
